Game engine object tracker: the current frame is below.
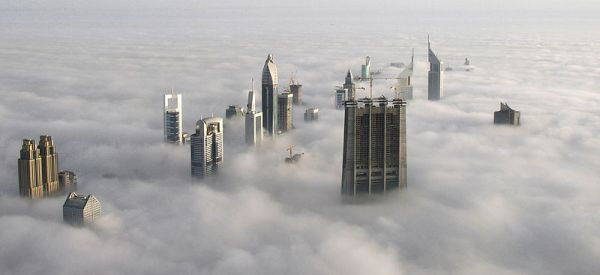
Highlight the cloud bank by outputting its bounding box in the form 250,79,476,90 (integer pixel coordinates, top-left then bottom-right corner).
0,2,599,275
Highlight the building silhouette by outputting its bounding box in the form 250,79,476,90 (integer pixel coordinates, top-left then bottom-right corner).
304,107,319,121
18,139,44,198
396,50,414,100
494,102,521,125
164,93,183,144
245,88,263,146
427,36,444,100
63,192,101,226
290,77,302,105
191,117,224,178
262,54,279,136
225,105,244,119
343,69,356,100
38,135,60,196
341,96,407,197
277,92,293,133
58,170,77,193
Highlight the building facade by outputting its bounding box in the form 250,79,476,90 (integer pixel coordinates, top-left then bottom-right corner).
58,170,77,192
164,93,183,144
290,78,302,105
245,90,263,145
494,102,521,125
38,135,60,196
191,117,224,178
262,54,279,136
304,107,319,121
277,92,293,133
341,97,407,197
225,105,244,119
427,36,444,101
63,192,101,226
18,139,44,198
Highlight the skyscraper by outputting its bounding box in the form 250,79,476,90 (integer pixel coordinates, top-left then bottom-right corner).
38,135,59,196
341,96,407,197
277,92,293,133
343,69,356,100
262,54,279,136
245,87,263,146
335,88,347,109
361,56,371,79
290,76,302,105
18,139,44,198
396,49,414,100
428,36,444,100
164,93,183,144
494,102,521,126
191,117,224,178
225,105,244,119
63,192,101,226
58,170,77,192
304,107,319,121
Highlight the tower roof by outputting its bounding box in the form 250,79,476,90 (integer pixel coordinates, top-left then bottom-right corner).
262,54,278,85
428,36,441,65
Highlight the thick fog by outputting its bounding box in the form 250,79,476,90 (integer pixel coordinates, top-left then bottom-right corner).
0,2,599,275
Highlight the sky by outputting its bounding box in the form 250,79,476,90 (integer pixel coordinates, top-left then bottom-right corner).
0,1,599,275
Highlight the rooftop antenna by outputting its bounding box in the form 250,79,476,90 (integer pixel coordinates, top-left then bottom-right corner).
250,77,254,92
427,34,431,50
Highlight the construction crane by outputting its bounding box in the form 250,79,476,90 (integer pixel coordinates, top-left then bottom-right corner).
356,75,404,99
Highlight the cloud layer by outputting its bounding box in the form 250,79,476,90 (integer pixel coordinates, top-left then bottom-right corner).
1,3,599,275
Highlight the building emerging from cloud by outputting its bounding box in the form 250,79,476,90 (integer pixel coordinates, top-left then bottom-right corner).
63,192,101,226
191,117,224,178
18,139,44,198
341,97,407,197
395,50,414,100
277,92,293,133
427,36,444,101
290,76,302,105
164,92,183,144
262,54,279,136
245,86,263,146
361,56,371,79
494,102,521,126
343,69,356,101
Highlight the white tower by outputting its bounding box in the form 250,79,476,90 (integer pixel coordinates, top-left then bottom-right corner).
164,92,183,144
245,80,264,146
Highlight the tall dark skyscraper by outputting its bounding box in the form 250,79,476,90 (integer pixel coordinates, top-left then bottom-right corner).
427,36,444,100
262,54,279,136
277,92,293,133
341,96,407,197
343,69,356,100
494,102,521,126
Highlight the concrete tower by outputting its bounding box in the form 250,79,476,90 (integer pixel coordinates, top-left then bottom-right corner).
164,92,183,144
262,54,279,136
191,117,224,178
38,135,59,196
277,92,293,133
245,82,264,146
343,69,356,100
427,36,444,100
341,96,407,197
18,139,44,198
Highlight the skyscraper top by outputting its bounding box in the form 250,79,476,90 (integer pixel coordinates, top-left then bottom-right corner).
262,54,278,86
428,35,440,65
345,69,353,84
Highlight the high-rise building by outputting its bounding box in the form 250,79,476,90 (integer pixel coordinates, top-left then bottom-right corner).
494,102,521,126
361,56,371,79
277,92,293,133
191,117,224,178
18,139,44,198
304,107,319,121
58,170,77,192
341,96,407,197
396,50,414,100
225,105,244,119
290,77,302,105
335,88,347,109
164,93,183,144
343,69,356,100
428,36,444,100
262,54,279,136
63,192,101,226
38,135,59,196
245,88,263,146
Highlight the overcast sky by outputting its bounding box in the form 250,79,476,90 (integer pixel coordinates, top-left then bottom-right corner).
0,1,599,275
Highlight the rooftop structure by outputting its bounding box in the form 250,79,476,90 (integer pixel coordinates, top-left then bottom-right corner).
63,192,101,226
343,69,356,100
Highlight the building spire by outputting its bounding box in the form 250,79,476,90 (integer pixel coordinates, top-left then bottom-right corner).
427,34,431,50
